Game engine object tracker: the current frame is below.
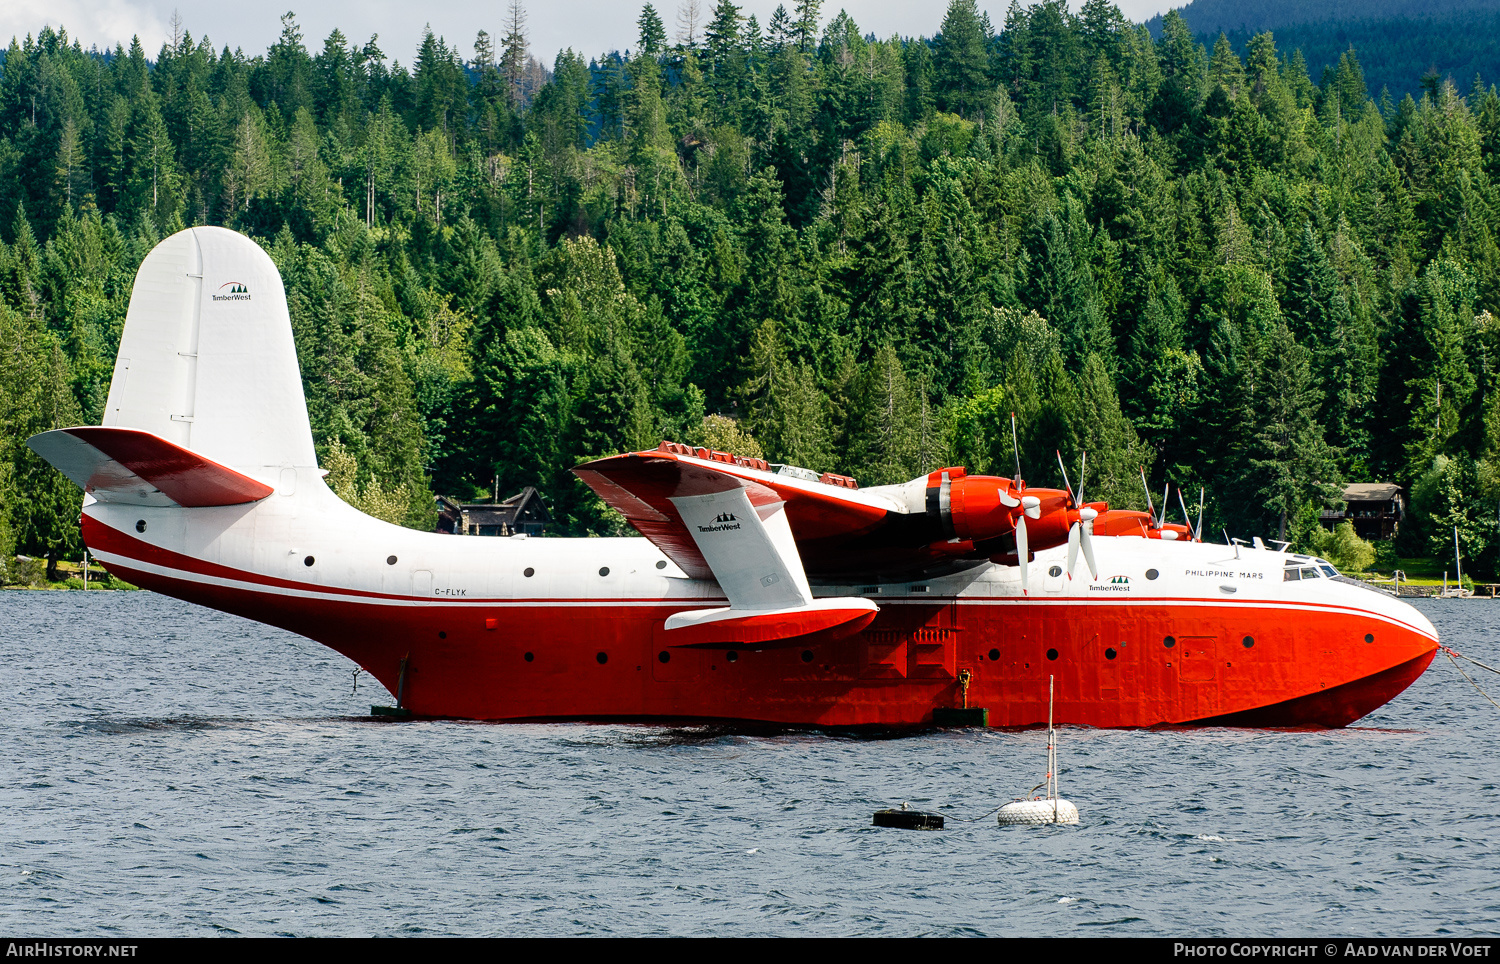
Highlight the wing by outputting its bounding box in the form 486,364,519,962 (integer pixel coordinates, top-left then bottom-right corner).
27,426,274,507
574,444,994,581
573,447,888,579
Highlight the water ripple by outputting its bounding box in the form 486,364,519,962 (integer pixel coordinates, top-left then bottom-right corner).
4,592,1499,935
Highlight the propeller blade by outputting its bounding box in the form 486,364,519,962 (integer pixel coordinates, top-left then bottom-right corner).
1080,513,1099,580
1016,514,1030,595
1066,522,1080,578
1022,495,1041,520
1056,450,1074,503
1177,486,1193,532
999,488,1021,508
1196,487,1205,542
1159,483,1170,528
1141,467,1155,519
1077,451,1087,507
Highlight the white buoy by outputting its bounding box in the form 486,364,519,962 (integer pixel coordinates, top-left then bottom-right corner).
998,675,1080,826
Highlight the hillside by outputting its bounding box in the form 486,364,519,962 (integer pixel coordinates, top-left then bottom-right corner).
1145,0,1500,35
1147,0,1500,96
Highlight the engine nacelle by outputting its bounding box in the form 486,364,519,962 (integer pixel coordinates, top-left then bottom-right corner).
923,468,1076,551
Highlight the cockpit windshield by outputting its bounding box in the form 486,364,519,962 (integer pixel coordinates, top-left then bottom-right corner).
1281,554,1341,581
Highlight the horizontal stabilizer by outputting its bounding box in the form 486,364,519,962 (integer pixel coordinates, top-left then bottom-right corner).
664,599,879,646
27,426,274,507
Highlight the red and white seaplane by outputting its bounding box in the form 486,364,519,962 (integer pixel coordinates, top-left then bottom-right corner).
29,228,1439,727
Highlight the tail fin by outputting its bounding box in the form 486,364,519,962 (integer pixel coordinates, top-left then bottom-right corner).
102,226,314,474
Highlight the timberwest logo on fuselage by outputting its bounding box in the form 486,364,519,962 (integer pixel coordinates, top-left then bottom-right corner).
1090,574,1131,592
212,281,251,301
698,511,740,533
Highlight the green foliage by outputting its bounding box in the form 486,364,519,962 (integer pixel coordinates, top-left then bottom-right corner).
1304,521,1378,573
0,6,1497,574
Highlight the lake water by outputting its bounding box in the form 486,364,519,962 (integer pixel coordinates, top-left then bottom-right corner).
2,590,1498,936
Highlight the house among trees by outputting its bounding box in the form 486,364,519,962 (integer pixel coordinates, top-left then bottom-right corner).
436,488,551,537
1320,484,1404,541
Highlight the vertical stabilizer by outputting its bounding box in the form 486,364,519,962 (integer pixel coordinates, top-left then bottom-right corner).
103,227,315,474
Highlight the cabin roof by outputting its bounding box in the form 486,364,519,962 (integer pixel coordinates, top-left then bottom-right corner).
1342,482,1401,502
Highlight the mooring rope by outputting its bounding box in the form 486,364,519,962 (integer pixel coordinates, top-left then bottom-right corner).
1441,645,1500,713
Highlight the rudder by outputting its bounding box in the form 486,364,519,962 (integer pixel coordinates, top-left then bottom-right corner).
104,227,315,475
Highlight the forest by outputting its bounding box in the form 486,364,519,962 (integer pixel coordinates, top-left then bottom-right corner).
1,0,1498,581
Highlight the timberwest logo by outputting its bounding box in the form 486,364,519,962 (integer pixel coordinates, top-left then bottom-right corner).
212,281,251,301
697,511,741,533
1090,574,1132,592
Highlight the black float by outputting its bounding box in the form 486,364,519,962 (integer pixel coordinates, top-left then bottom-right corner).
872,803,944,830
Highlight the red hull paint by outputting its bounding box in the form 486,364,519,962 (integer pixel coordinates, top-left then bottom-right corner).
97,547,1438,729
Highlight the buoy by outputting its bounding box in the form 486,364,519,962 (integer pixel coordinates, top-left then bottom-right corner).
873,802,945,830
998,675,1079,826
996,798,1080,826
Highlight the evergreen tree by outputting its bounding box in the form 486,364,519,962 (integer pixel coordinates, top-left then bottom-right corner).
934,0,990,120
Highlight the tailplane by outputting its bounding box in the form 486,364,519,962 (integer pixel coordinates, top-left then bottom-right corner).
27,426,273,507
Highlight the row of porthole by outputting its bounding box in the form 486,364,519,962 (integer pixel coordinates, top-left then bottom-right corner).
130,528,684,578
517,560,671,578
982,632,1378,662
1045,566,1164,580
267,557,680,576
504,649,761,666
131,522,677,577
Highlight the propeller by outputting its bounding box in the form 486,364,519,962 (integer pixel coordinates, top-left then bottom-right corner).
1195,487,1205,542
1056,452,1104,581
1015,506,1030,595
1056,450,1099,580
1015,494,1041,593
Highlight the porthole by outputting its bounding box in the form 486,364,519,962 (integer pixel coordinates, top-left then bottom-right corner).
1163,636,1176,649
801,650,814,663
599,567,610,577
1364,633,1375,643
135,519,147,533
524,652,534,662
1048,565,1063,578
523,567,535,578
656,560,667,569
1046,648,1059,661
726,651,739,663
596,652,608,665
1242,636,1255,648
303,555,315,567
988,648,1001,661
1146,569,1159,580
438,631,447,639
386,555,398,565
658,651,671,664
1105,648,1117,660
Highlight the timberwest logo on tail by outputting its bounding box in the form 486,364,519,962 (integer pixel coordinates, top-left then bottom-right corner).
21,225,1443,728
213,281,250,301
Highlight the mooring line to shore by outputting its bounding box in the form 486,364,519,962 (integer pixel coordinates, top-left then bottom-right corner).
1441,646,1500,713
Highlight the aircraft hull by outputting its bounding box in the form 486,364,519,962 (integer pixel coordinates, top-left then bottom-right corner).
85,513,1438,729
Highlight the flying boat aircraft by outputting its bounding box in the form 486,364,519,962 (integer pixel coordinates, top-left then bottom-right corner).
27,228,1439,727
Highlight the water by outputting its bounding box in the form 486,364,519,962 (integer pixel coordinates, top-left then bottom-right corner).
3,590,1498,936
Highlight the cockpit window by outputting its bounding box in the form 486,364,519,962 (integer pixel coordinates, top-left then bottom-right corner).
1319,565,1337,577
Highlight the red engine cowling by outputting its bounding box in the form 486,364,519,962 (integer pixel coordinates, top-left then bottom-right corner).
923,468,1075,550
